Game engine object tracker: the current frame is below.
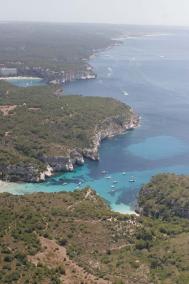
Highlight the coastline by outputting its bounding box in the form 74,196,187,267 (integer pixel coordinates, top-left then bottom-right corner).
0,113,139,197
0,35,133,86
0,180,19,194
0,76,43,80
0,34,140,215
39,113,140,181
0,32,169,87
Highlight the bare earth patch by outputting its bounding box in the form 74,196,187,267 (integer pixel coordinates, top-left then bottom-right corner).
28,107,41,111
0,105,17,116
28,237,110,284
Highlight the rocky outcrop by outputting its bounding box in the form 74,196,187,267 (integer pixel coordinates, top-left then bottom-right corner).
40,113,139,177
0,164,42,183
0,163,54,183
83,114,139,160
70,149,85,166
39,165,53,182
40,149,85,173
40,156,74,172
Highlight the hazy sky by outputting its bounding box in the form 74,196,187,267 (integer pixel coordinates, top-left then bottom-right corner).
0,0,189,26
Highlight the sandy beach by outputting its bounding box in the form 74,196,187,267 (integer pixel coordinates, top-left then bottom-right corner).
0,76,42,80
0,180,18,194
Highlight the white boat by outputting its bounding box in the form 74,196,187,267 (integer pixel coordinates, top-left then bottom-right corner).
111,185,115,188
63,182,68,186
106,176,112,179
122,172,126,175
122,91,129,96
101,170,107,174
129,176,136,183
113,180,118,184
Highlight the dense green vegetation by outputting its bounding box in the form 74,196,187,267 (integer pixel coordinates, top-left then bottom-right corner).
0,174,189,283
0,81,133,181
0,23,123,73
0,189,137,284
139,173,189,219
0,23,177,75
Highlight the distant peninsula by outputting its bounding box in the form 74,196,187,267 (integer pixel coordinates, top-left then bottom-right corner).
0,23,125,85
0,81,139,182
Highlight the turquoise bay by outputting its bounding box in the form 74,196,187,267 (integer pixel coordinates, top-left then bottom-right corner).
127,136,189,160
3,29,189,213
4,77,45,87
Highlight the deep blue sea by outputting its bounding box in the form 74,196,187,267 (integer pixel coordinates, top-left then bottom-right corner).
4,30,189,213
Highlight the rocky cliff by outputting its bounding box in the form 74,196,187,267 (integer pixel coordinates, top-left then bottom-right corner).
38,113,139,181
83,114,139,160
0,164,42,183
0,111,139,183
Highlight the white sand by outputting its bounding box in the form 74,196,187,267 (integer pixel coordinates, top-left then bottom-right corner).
0,76,42,80
0,180,18,194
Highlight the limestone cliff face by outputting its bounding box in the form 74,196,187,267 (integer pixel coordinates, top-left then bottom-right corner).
0,164,43,183
83,114,139,160
0,113,139,183
40,113,139,179
39,165,54,182
40,150,84,173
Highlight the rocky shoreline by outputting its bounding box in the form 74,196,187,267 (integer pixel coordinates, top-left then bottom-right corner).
0,113,139,183
0,38,122,86
0,60,97,86
37,113,140,182
0,35,139,184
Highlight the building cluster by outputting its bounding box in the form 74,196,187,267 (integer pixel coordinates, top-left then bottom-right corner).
0,64,96,85
0,67,17,77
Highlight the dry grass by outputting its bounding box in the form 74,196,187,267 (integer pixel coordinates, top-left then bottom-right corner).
29,237,110,284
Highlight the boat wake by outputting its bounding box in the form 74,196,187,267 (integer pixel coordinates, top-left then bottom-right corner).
107,67,113,78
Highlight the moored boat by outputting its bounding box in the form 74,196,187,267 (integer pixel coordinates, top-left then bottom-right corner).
129,176,136,183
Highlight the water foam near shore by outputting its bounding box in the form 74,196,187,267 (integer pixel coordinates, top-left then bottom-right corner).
0,76,45,87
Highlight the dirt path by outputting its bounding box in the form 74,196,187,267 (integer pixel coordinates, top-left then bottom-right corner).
28,237,111,284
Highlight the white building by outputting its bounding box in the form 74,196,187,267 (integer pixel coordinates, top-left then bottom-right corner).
0,68,17,76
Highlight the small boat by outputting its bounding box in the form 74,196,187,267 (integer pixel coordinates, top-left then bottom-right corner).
122,172,126,175
78,182,82,186
111,185,115,188
113,180,118,184
63,182,68,186
101,170,107,174
106,176,112,179
129,176,136,183
122,91,129,96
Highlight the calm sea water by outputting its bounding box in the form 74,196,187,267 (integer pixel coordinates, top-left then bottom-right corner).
6,77,45,87
4,30,189,213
